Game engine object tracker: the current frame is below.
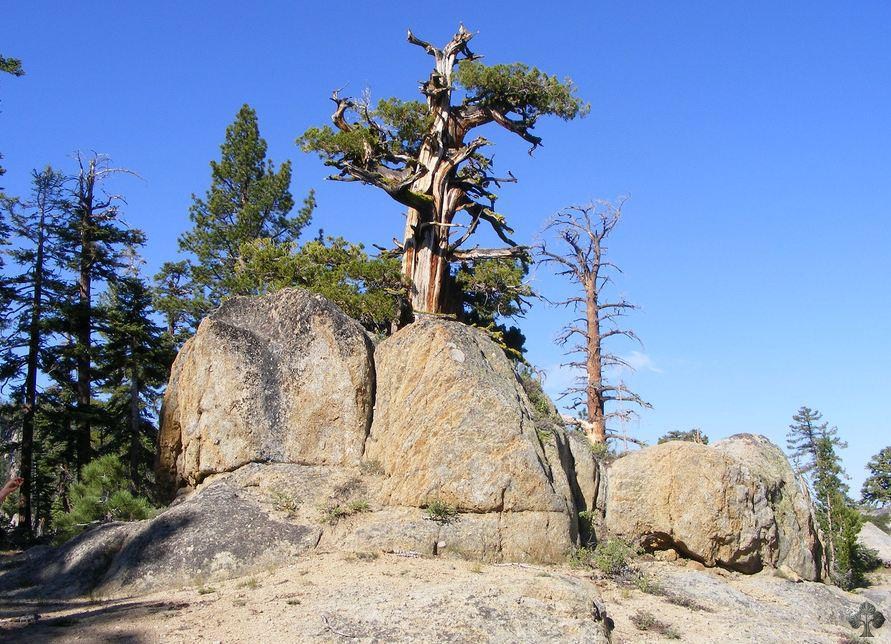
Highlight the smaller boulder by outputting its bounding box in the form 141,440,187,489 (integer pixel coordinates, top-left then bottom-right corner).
605,433,825,580
858,522,891,566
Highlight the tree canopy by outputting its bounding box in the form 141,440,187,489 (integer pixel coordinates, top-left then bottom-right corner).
299,25,587,315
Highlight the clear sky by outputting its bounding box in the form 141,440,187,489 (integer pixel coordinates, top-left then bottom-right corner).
2,1,889,492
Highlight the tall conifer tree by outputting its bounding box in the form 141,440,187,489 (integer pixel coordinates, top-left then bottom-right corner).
54,154,145,472
1,167,68,533
97,269,174,494
176,104,314,319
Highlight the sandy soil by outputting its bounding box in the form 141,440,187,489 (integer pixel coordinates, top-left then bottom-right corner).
1,553,888,643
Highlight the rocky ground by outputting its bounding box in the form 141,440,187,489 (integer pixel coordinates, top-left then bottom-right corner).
1,552,888,643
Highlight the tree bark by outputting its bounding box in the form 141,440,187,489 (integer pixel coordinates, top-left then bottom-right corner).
584,276,606,444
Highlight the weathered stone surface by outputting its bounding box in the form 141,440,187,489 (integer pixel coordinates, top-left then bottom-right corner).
364,318,572,516
156,288,374,497
0,479,320,598
859,522,891,565
605,433,825,580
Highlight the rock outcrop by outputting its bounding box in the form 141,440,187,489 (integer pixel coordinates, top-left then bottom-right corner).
2,289,834,607
858,522,891,566
605,434,825,580
363,318,578,560
156,289,375,498
0,476,320,598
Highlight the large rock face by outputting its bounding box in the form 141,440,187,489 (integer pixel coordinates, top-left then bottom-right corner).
605,434,825,580
156,289,375,497
363,318,577,560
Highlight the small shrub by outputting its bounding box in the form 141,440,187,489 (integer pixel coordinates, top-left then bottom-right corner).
269,490,300,516
590,539,640,576
360,459,385,476
568,546,596,569
535,422,554,445
630,610,680,639
424,498,458,523
634,573,663,595
518,368,557,420
658,428,709,445
589,441,610,460
237,577,259,590
578,510,598,541
197,586,216,595
322,499,371,524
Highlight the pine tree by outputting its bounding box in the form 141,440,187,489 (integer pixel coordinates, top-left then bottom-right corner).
152,260,200,345
54,153,145,472
1,167,68,534
862,446,891,508
786,406,845,476
178,104,314,318
96,270,174,495
786,407,872,588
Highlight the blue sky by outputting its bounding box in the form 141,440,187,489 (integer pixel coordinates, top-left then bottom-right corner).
2,2,889,492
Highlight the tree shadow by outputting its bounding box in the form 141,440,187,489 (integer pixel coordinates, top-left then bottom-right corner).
0,598,190,643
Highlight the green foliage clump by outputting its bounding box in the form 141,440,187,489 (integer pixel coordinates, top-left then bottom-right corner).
862,446,891,507
424,498,458,523
269,490,300,517
456,257,531,359
359,459,385,476
52,455,155,543
231,236,407,333
590,538,640,576
570,538,640,576
322,499,371,525
657,428,709,445
456,61,589,123
517,367,557,420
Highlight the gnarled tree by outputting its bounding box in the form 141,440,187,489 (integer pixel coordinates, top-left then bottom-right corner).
536,199,650,446
298,25,587,315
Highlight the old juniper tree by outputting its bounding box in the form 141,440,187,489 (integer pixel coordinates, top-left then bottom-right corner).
299,25,587,315
536,200,649,446
177,104,315,319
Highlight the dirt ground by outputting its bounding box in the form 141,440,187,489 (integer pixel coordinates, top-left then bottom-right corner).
1,552,888,643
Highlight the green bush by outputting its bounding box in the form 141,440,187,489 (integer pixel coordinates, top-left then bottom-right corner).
585,538,640,576
424,498,458,523
322,499,371,524
52,455,155,543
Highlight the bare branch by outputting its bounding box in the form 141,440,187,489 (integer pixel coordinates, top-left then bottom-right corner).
450,245,528,261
